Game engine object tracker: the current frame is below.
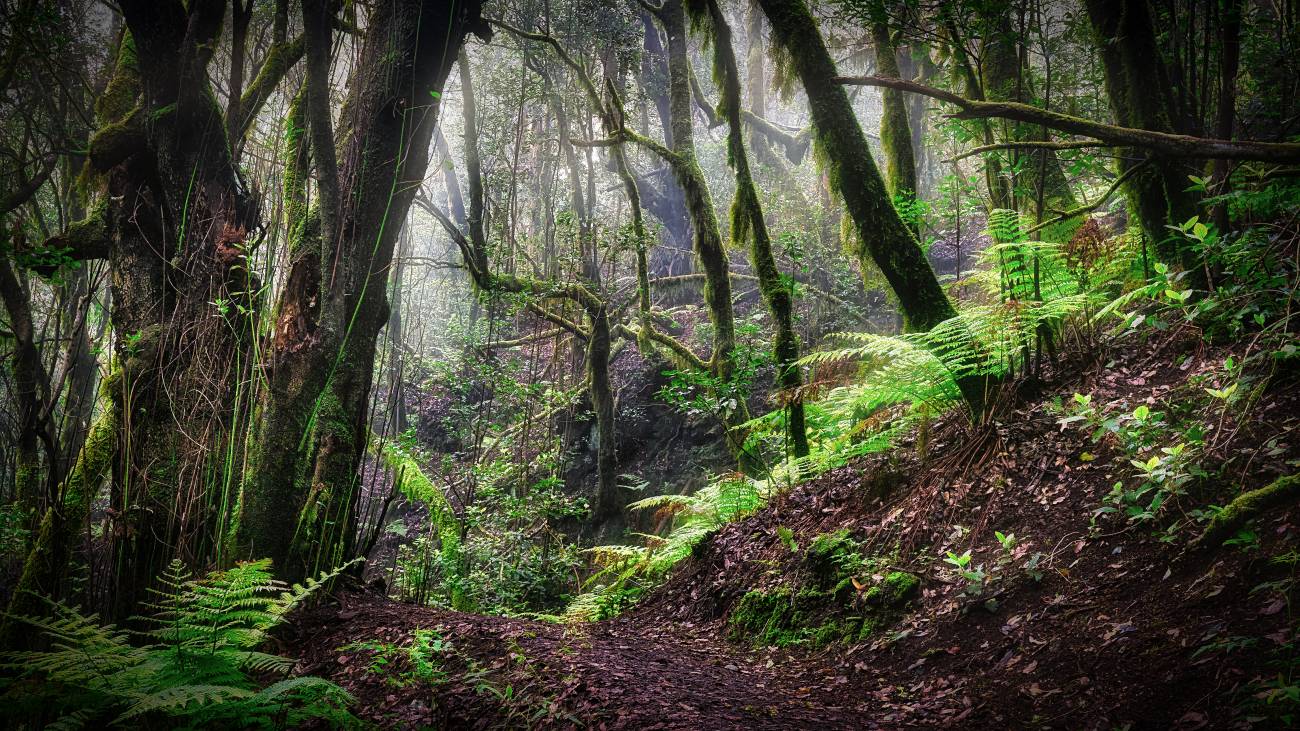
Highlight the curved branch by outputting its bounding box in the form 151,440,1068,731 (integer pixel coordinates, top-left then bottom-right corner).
0,154,57,216
836,75,1300,163
420,196,602,314
1023,159,1149,236
741,110,811,163
235,35,305,140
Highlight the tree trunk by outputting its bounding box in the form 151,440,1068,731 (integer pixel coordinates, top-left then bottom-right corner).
756,0,953,333
1085,0,1203,280
240,0,488,580
694,0,809,459
977,0,1077,227
651,0,736,379
870,18,918,206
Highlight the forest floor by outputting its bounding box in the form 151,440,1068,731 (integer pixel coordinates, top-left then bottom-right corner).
283,325,1300,729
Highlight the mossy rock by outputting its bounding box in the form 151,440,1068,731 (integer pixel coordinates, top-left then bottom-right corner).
728,588,805,647
805,529,860,590
861,571,919,609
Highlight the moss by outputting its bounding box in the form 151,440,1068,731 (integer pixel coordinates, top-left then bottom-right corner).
87,106,145,172
1197,474,1299,549
862,571,919,608
96,33,140,124
730,567,919,649
806,529,858,589
728,587,804,646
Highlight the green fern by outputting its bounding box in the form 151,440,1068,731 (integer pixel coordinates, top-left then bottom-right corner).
1,559,360,729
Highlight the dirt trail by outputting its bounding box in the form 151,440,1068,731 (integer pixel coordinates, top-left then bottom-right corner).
285,591,864,729
284,331,1300,729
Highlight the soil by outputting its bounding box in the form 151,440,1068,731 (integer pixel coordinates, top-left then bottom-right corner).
283,325,1300,729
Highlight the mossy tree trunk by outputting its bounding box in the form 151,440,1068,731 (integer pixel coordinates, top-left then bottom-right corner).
755,0,953,333
636,12,694,273
869,15,918,210
241,0,488,581
648,0,737,381
1084,0,1203,280
757,0,990,414
690,0,810,459
83,0,299,618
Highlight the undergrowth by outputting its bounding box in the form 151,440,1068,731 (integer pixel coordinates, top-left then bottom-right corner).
0,559,360,729
562,182,1298,639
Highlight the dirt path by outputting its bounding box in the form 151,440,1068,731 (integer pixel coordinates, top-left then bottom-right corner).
284,591,865,729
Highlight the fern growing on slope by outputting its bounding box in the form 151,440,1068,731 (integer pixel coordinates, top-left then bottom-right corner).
564,214,1134,624
563,474,770,622
0,559,359,729
376,439,469,609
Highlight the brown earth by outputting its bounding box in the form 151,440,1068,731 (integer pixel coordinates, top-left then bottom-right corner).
283,325,1299,729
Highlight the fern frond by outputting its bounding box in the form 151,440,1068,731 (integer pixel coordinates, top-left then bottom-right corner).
114,684,253,723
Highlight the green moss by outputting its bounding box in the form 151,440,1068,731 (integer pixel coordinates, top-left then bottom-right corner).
149,103,177,123
806,529,859,591
728,571,918,649
96,33,140,124
1197,474,1299,549
862,571,919,608
87,106,144,172
728,588,804,647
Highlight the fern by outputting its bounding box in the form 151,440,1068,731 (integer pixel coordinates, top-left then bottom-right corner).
376,438,468,609
1,559,360,729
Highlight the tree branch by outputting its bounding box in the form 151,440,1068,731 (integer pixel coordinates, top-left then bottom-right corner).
836,75,1300,163
235,35,305,140
947,139,1109,163
1023,159,1150,236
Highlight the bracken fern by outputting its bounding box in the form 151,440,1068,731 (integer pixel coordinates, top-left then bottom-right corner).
0,558,360,729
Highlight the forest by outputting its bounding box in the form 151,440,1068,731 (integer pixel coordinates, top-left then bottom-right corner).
0,0,1298,727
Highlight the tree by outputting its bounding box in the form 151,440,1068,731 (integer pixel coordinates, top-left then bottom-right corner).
755,0,955,335
687,0,809,458
240,0,491,581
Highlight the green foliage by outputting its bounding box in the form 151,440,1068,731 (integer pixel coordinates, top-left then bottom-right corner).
942,549,988,597
658,317,771,422
0,559,358,729
1058,393,1207,534
343,628,452,688
0,502,31,561
892,191,930,231
564,474,771,621
379,439,466,608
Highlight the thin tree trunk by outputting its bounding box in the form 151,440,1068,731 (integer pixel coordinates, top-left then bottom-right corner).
1084,0,1204,282
693,0,809,459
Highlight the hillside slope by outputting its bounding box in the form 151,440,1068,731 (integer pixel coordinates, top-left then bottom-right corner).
285,326,1299,729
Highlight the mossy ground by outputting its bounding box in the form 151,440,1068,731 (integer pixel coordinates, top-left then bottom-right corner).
727,529,918,648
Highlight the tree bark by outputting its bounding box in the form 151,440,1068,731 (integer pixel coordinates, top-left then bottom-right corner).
1083,0,1203,278
756,0,954,333
870,17,918,206
240,0,489,580
693,0,809,459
